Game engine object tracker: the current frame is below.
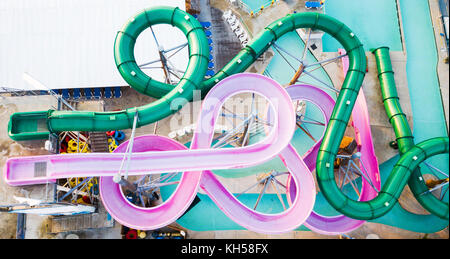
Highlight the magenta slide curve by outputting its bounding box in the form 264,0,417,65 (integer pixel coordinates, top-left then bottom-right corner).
278,84,373,235
4,73,316,233
290,51,381,235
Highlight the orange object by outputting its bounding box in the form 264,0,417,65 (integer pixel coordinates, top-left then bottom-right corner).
339,136,354,149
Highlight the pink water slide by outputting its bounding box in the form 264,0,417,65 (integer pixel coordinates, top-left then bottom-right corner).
3,70,380,234
4,74,316,233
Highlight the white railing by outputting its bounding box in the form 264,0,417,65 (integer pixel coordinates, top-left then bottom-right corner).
223,8,253,46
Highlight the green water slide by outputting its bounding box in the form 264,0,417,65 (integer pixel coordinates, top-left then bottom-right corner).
315,44,449,220
8,7,368,141
9,6,210,141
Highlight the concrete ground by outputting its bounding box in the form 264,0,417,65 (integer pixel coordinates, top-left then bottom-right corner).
0,0,448,239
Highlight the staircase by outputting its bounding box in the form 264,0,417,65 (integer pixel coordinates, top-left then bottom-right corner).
89,132,109,153
46,132,114,234
47,205,114,233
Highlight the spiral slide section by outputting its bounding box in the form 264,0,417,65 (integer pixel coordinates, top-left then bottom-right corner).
9,8,371,142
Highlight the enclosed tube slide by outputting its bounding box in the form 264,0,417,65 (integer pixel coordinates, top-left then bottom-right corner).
5,74,316,233
315,38,449,220
9,7,370,141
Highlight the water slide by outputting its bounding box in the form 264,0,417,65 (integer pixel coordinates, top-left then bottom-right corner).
5,74,316,233
372,47,449,220
297,50,381,235
315,46,449,220
338,48,449,232
8,6,210,141
7,5,445,232
5,7,381,232
169,47,446,234
8,7,372,141
168,82,380,235
314,0,449,220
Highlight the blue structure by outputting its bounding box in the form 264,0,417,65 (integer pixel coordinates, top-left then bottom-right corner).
16,214,25,239
113,87,122,98
45,87,122,100
84,88,93,100
61,89,70,99
73,88,81,100
200,21,211,29
104,87,112,98
93,88,102,99
305,1,323,9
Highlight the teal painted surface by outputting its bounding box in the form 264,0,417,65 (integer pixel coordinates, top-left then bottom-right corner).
322,0,403,52
241,0,274,13
264,31,337,97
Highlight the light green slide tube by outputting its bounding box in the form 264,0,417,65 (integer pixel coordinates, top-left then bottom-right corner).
8,7,368,141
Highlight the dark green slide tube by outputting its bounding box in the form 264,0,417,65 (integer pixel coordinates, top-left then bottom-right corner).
372,46,449,220
314,43,449,221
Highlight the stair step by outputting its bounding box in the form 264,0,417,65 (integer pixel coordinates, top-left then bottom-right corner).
89,132,109,153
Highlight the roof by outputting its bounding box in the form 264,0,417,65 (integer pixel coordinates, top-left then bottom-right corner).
0,0,187,91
